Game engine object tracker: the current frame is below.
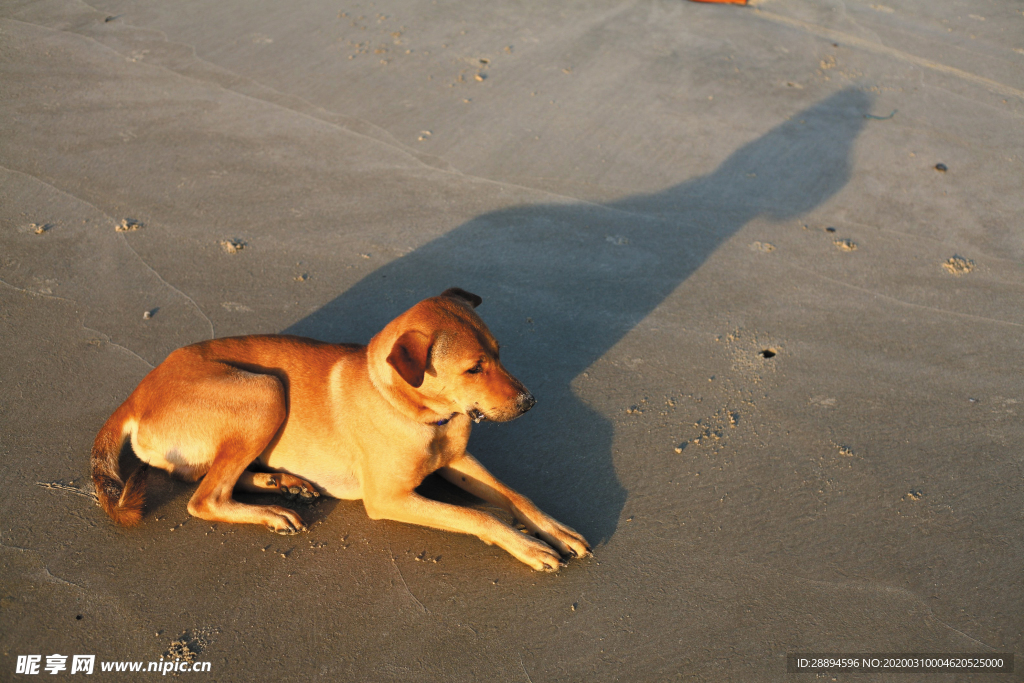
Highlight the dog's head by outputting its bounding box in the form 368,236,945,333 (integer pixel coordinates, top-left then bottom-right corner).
368,288,535,424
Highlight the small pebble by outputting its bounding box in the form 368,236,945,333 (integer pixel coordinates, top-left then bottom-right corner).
219,238,246,254
934,163,948,172
115,218,143,232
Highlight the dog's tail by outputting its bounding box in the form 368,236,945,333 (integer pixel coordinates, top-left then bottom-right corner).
91,407,147,526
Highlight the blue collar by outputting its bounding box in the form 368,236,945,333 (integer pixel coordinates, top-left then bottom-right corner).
436,417,451,426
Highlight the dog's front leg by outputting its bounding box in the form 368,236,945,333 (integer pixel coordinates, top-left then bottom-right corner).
439,453,592,560
363,490,565,571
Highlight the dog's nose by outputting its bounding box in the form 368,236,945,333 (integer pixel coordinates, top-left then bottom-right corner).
517,392,537,414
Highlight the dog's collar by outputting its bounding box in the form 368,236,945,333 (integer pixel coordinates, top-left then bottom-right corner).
434,413,456,426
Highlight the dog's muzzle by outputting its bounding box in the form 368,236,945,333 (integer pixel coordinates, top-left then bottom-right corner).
468,393,535,423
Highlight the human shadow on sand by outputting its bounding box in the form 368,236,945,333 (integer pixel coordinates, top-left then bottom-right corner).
284,89,870,545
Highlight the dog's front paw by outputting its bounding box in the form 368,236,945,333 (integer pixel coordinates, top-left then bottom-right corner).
507,533,565,572
526,518,592,561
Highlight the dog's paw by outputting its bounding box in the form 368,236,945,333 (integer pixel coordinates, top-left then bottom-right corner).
528,518,592,561
263,505,307,535
507,533,565,572
273,475,320,504
283,484,320,505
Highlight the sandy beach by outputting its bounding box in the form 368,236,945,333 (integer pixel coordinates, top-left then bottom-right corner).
2,0,1022,680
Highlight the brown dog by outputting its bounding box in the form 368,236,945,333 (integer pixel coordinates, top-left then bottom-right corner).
92,288,590,570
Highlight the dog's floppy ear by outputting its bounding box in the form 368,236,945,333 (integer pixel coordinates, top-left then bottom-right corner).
441,287,482,308
386,330,433,388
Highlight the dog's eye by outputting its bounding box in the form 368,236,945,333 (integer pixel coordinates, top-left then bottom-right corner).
465,361,484,375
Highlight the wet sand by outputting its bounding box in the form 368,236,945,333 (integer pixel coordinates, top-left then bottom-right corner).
1,0,1022,680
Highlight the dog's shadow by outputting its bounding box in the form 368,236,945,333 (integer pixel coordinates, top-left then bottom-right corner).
284,89,870,544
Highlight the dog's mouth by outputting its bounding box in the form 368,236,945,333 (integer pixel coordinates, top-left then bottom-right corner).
466,408,486,423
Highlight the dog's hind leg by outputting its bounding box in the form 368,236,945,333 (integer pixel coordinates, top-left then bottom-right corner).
184,374,306,534
188,450,307,534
